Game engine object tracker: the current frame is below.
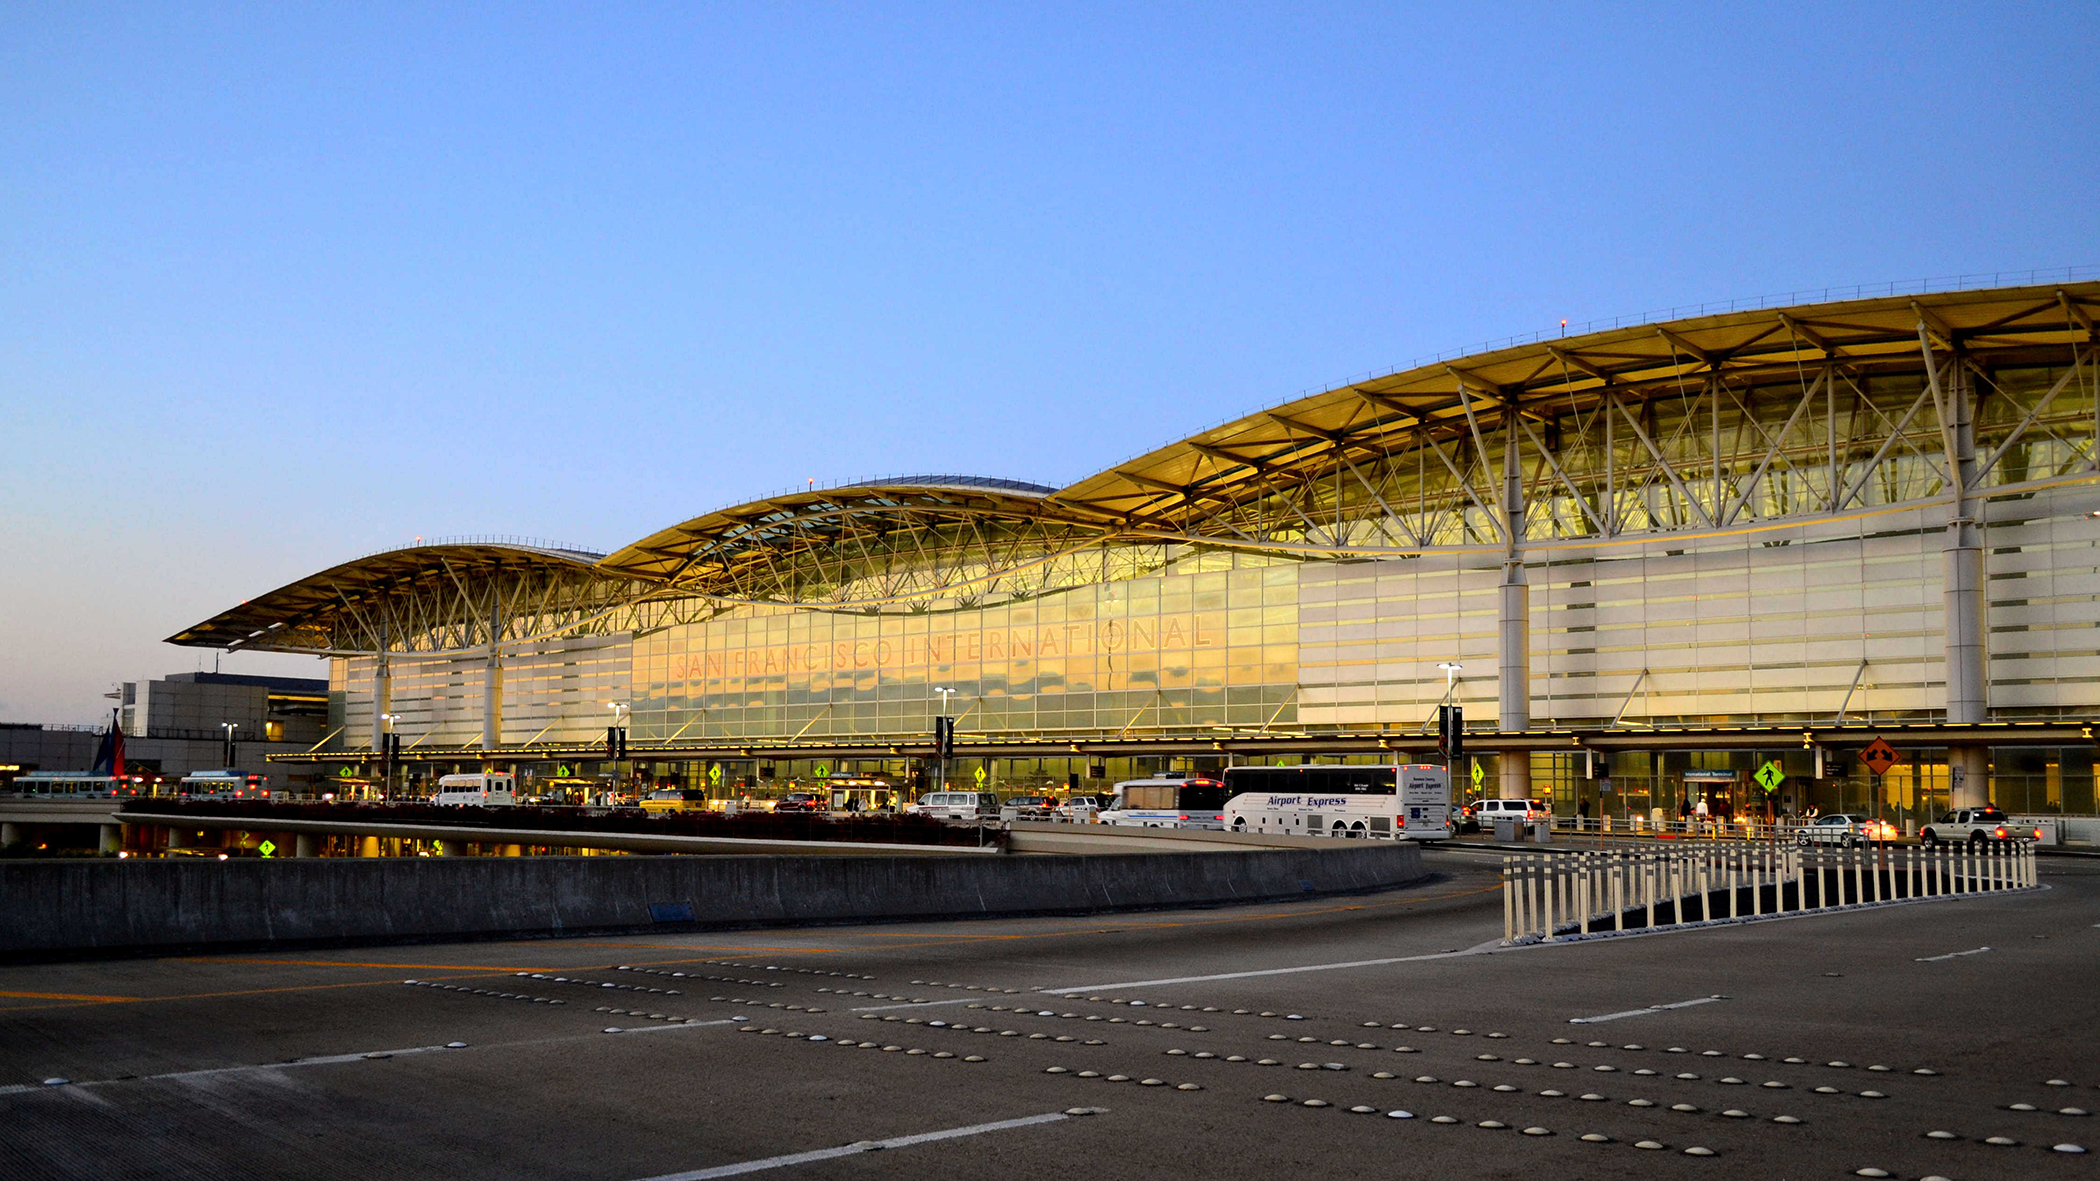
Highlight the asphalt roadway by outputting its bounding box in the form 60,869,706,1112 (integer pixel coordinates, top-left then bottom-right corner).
2,848,2096,1181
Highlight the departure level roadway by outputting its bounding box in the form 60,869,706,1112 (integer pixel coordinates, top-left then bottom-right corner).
2,850,2096,1181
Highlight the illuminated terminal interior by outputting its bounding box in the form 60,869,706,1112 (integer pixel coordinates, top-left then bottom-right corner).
169,280,2100,827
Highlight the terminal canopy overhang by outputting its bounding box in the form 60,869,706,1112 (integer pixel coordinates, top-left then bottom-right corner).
168,281,2100,662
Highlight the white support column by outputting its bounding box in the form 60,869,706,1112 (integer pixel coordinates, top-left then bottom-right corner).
369,618,391,755
1497,422,1532,800
482,595,504,759
1934,344,1991,807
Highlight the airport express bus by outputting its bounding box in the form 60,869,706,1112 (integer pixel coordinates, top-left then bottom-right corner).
1099,774,1231,830
434,773,517,807
177,771,272,800
1221,763,1452,840
7,772,150,798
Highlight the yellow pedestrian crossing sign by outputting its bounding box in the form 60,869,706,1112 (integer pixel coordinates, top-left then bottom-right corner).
973,766,987,785
1754,761,1785,792
257,840,276,858
708,764,723,785
1469,761,1484,788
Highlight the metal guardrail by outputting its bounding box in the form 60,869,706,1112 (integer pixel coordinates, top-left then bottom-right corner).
1503,841,2038,943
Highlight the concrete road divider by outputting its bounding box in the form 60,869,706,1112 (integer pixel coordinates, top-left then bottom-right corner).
0,843,1426,960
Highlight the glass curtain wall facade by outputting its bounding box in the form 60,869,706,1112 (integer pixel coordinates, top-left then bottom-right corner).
628,550,1301,743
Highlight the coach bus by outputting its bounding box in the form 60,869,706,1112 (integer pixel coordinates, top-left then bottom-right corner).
178,771,272,800
6,772,150,798
1221,764,1452,840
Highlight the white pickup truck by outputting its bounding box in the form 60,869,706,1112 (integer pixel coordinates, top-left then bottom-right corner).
1920,807,2041,846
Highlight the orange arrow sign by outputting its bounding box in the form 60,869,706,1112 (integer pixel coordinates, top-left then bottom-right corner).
1860,738,1899,777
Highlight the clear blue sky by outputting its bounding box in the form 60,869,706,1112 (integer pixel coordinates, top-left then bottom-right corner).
3,3,2096,722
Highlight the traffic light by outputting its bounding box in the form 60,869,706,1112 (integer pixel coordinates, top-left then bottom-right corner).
605,726,628,760
1438,705,1464,760
934,716,955,761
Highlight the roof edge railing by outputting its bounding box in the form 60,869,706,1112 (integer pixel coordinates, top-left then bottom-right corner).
352,535,609,563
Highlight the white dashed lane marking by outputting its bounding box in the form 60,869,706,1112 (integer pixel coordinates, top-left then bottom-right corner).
1914,946,1993,962
0,1043,463,1093
1038,947,1488,993
629,1110,1092,1180
1568,997,1725,1024
849,999,979,1013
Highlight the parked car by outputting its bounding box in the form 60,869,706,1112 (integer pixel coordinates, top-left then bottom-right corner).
1004,795,1057,819
1475,798,1551,824
773,792,825,813
1057,795,1102,821
1920,807,2040,846
639,789,709,816
905,791,1001,820
1795,813,1898,847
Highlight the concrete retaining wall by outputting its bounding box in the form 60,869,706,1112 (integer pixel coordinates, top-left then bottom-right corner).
0,843,1425,960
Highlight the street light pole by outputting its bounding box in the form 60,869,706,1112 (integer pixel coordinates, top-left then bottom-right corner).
1436,663,1462,809
220,721,240,771
606,702,629,806
380,713,400,800
933,686,956,793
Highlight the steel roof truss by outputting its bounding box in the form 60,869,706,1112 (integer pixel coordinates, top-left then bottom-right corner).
1972,348,2089,486
1724,366,1829,525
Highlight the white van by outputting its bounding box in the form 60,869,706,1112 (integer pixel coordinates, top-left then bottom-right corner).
905,791,1000,820
1100,777,1230,830
435,773,517,807
1475,797,1549,823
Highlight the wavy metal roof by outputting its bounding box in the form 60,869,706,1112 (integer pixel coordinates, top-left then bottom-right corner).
1051,281,2100,527
595,477,1110,588
164,542,615,652
168,281,2099,652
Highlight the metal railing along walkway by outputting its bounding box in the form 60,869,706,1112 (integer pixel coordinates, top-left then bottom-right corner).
1503,841,2038,944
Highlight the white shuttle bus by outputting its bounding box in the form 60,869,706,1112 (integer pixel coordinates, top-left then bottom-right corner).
1222,764,1452,840
1099,774,1231,829
435,773,517,807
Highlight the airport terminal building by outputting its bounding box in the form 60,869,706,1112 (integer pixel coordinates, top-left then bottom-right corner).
169,281,2100,826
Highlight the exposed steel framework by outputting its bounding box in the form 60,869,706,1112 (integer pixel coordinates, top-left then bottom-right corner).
1062,283,2098,554
170,282,2100,664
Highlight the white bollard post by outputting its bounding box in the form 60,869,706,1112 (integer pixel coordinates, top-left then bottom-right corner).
1538,859,1548,937
1729,849,1740,920
1520,853,1537,937
1752,848,1763,917
1503,856,1515,943
1644,853,1656,929
1527,855,1541,936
